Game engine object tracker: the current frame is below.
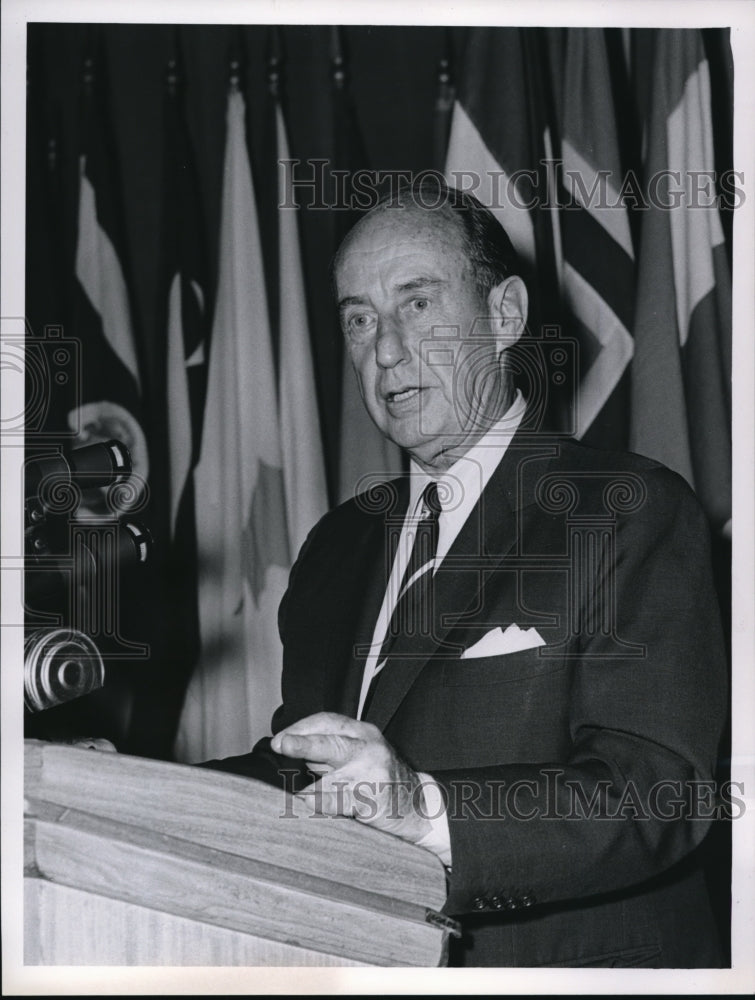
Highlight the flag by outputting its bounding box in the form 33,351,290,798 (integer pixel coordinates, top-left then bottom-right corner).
557,29,635,447
163,69,208,543
174,83,290,763
445,28,636,442
125,54,210,761
444,28,569,437
630,30,731,535
69,52,147,514
444,28,559,299
331,32,403,503
275,98,329,556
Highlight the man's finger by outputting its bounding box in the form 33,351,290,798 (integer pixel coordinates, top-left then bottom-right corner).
68,737,118,753
304,760,334,776
271,712,375,752
277,731,363,764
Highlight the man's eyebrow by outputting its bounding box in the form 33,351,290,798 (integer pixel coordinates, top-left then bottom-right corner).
337,294,370,313
337,276,445,313
396,276,445,293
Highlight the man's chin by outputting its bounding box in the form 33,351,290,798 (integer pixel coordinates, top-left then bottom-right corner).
378,415,465,468
401,427,489,472
395,434,457,472
383,420,434,456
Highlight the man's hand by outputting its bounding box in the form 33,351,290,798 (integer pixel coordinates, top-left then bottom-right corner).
64,737,118,752
271,712,434,846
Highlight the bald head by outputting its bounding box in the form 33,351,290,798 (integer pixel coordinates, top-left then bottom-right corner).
332,180,524,302
333,182,529,472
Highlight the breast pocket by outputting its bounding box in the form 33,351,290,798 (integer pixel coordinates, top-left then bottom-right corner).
440,646,567,687
398,644,571,766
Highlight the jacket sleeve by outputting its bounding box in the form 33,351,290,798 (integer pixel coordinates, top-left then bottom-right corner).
432,467,727,916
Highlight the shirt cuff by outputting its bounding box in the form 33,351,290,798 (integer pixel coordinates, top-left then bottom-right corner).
412,772,452,868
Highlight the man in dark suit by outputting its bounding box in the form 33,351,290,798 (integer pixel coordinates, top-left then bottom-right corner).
206,181,727,967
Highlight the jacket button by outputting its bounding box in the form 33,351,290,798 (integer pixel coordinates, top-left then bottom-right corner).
522,894,536,907
505,898,517,910
491,896,504,909
473,896,486,910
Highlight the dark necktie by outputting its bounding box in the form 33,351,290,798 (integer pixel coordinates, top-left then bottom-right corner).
362,481,441,715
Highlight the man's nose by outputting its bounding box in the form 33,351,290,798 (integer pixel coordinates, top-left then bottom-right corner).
375,315,409,369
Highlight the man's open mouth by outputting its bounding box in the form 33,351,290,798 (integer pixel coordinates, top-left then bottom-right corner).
386,387,422,403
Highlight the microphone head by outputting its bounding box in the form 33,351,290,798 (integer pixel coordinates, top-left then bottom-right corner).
68,439,132,487
26,440,133,498
118,519,152,567
24,627,105,712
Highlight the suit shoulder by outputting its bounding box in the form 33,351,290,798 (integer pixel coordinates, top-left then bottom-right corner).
551,438,694,490
544,438,705,522
304,476,407,541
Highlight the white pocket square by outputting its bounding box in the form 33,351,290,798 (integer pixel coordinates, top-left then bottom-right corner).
460,624,546,659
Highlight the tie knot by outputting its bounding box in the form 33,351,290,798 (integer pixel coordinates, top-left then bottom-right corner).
421,482,442,519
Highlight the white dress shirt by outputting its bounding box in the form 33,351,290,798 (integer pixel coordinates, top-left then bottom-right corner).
356,390,527,865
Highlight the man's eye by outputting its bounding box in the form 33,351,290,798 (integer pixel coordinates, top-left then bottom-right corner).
413,298,429,310
347,313,373,334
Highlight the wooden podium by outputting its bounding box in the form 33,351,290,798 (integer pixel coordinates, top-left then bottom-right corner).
24,740,457,966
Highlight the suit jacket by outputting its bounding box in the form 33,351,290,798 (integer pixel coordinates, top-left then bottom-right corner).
205,431,727,967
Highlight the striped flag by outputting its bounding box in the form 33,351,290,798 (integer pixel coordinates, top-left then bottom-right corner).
275,97,329,555
444,28,558,301
445,28,635,443
174,83,290,763
557,29,635,447
630,29,731,535
444,27,567,438
69,52,147,515
331,35,403,502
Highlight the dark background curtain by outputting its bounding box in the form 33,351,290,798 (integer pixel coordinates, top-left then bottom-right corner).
24,22,735,496
25,23,466,500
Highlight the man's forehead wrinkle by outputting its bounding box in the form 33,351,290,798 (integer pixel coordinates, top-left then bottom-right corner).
338,239,463,288
397,276,445,291
338,243,452,290
334,207,469,307
336,271,448,315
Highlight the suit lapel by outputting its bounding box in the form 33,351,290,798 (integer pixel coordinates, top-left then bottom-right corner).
364,434,561,732
337,478,410,717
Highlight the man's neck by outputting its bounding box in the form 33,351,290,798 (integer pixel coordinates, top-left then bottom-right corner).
409,384,521,475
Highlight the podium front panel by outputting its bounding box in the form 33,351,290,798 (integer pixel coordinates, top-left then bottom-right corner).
24,741,457,966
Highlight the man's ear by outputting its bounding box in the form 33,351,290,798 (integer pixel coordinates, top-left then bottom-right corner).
487,275,528,356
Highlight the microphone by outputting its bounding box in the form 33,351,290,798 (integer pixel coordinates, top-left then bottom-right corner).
26,440,131,494
24,519,153,609
24,627,105,712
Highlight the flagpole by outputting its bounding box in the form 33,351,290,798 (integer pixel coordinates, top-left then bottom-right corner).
433,29,455,172
266,25,282,100
271,28,330,554
330,25,345,91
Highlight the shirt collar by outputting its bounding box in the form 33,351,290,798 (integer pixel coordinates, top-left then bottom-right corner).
408,389,527,518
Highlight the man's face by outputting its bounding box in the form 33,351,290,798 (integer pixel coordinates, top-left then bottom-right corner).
335,208,505,472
